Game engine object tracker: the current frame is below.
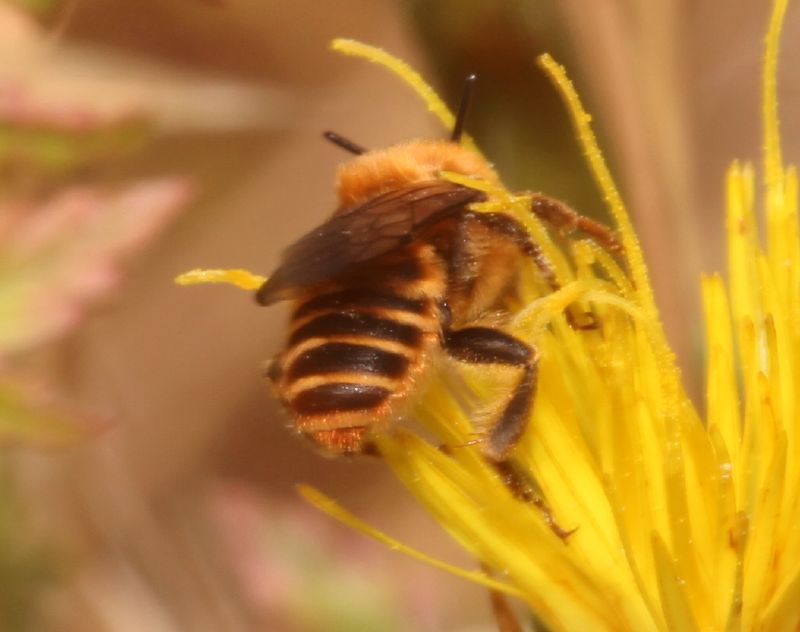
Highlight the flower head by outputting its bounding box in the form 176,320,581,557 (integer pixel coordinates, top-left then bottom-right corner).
179,1,800,628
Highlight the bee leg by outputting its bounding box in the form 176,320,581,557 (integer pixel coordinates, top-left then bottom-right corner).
462,212,596,329
463,211,559,291
493,460,577,540
444,328,576,540
443,326,537,461
527,193,623,255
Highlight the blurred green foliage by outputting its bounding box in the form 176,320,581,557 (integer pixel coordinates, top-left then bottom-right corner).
0,380,93,447
0,118,152,182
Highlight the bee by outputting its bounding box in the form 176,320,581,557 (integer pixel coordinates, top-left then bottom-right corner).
257,76,619,460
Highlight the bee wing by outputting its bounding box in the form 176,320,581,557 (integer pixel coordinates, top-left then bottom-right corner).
256,181,484,305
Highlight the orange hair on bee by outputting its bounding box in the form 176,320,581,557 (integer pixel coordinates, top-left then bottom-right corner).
335,139,499,208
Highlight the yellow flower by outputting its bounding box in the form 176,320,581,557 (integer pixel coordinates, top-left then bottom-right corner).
178,0,800,628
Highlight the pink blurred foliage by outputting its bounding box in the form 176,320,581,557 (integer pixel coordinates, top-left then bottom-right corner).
207,482,432,631
0,1,285,182
0,3,286,136
0,83,146,133
0,3,147,142
0,3,283,449
0,178,194,446
0,179,193,355
210,483,302,613
0,4,231,446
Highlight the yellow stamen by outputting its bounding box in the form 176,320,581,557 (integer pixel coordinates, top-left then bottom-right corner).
537,54,676,381
762,0,788,194
174,268,266,290
297,484,525,599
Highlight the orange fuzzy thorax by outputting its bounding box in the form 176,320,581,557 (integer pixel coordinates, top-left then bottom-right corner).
336,139,498,208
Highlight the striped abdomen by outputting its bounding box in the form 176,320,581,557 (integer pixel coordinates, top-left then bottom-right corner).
271,245,446,454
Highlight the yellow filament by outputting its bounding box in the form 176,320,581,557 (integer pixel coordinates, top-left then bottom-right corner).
174,268,266,290
297,484,525,599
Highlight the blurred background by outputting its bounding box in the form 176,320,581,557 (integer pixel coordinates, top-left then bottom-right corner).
1,0,798,630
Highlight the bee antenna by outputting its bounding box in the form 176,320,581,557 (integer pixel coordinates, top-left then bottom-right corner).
323,131,367,155
451,74,477,142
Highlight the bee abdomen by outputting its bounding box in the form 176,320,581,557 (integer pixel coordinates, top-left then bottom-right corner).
281,283,439,422
292,382,391,415
284,340,407,418
289,312,422,348
292,289,427,320
286,342,409,382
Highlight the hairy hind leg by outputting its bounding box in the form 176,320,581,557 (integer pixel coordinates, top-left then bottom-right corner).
462,210,559,292
463,211,597,329
443,327,577,537
443,325,538,461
